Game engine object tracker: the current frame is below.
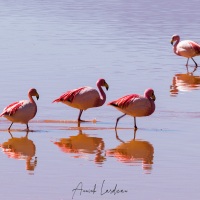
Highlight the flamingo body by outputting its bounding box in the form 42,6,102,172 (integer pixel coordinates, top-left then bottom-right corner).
174,40,200,58
54,87,101,110
1,100,37,124
108,89,156,129
171,34,200,71
0,88,39,130
110,94,154,117
53,79,109,121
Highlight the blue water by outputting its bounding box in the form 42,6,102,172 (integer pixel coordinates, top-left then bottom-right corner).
0,1,200,199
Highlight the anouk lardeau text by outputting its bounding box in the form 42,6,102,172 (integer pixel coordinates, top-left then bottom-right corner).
72,180,128,199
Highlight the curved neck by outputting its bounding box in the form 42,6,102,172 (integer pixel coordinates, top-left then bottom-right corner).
144,93,155,115
147,97,155,115
97,83,106,107
173,37,180,54
28,93,35,104
28,94,37,116
150,99,155,114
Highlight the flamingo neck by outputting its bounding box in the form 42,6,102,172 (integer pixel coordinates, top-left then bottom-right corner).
28,94,35,103
28,94,37,116
147,97,155,115
96,83,106,107
145,93,155,115
173,37,180,54
150,100,155,114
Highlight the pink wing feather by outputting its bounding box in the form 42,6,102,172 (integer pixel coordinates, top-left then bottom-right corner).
108,94,140,108
53,87,86,103
189,41,200,54
0,101,24,116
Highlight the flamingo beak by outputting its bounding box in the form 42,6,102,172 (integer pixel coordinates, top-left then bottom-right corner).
104,82,109,90
36,94,39,100
171,39,174,45
151,94,156,101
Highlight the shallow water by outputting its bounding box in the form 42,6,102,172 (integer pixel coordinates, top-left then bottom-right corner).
1,1,200,199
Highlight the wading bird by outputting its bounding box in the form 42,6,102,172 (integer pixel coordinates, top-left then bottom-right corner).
108,88,156,130
0,88,39,130
171,34,200,72
53,78,109,122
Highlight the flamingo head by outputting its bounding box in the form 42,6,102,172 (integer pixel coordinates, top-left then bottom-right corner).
29,88,39,100
171,34,180,45
144,88,156,101
97,79,109,90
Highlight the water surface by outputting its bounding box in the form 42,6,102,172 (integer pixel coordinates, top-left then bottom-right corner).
0,1,200,199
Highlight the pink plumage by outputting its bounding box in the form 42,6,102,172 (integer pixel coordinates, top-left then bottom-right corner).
0,88,39,130
171,34,200,72
53,79,109,122
108,88,156,130
53,87,86,103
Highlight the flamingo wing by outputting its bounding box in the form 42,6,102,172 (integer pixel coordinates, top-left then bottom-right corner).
53,87,86,103
188,41,200,55
108,94,140,109
0,101,24,116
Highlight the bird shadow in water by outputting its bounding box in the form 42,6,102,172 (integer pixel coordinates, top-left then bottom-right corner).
53,122,106,165
170,72,200,96
106,129,154,173
0,130,37,173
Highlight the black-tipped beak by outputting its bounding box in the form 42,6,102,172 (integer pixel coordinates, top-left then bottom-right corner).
105,82,109,91
152,94,156,101
36,95,39,100
171,40,174,45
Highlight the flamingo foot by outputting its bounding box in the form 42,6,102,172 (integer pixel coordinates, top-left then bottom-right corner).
78,119,91,123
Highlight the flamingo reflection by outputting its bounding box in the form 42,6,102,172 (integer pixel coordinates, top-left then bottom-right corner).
0,131,37,172
170,73,200,96
54,124,105,164
106,130,154,173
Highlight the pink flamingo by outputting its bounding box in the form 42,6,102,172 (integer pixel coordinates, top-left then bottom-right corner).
0,88,39,130
52,78,109,121
171,34,200,72
108,88,156,130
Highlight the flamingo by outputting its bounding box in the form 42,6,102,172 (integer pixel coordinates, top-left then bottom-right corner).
52,78,109,122
108,88,156,130
0,88,39,130
171,34,200,72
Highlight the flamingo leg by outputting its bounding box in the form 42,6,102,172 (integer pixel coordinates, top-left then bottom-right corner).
78,110,84,122
26,124,29,131
8,122,13,130
186,58,189,66
115,114,126,129
191,57,198,72
77,110,93,123
134,117,138,130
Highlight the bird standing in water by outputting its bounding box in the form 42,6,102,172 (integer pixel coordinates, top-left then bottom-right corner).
171,34,200,72
0,88,39,130
108,88,156,130
53,78,109,122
